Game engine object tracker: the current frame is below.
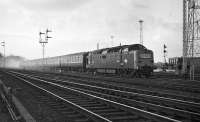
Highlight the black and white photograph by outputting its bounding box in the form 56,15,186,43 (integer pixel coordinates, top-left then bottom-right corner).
0,0,199,121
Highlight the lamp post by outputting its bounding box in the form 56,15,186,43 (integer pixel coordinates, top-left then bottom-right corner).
39,29,52,70
1,41,5,68
97,42,99,50
139,20,144,45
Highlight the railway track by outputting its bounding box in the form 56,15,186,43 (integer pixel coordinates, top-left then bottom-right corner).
7,70,200,122
3,70,182,122
19,70,200,97
18,70,200,102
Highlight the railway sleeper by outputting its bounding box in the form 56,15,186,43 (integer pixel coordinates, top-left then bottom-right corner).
85,106,110,110
43,101,65,106
67,116,89,122
54,108,73,112
69,99,95,103
74,118,93,122
75,103,102,107
81,104,106,108
93,109,120,113
60,110,77,115
61,97,89,101
100,111,129,117
172,114,191,122
50,104,71,110
66,113,85,118
108,115,141,121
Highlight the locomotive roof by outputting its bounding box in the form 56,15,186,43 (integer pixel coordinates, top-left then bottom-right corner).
125,44,147,50
91,44,148,54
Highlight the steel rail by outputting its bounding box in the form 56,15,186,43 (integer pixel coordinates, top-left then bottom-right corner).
9,71,181,122
13,71,200,106
11,71,200,121
7,72,111,122
22,70,200,102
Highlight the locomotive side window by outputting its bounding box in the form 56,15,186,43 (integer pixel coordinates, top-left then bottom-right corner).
88,53,92,64
122,48,128,53
140,54,152,58
102,50,108,54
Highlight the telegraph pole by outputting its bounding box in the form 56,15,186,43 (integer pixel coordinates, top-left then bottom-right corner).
139,20,144,45
1,41,5,68
39,29,52,70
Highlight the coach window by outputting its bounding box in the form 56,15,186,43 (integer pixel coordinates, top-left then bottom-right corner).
79,56,81,63
77,56,80,63
73,56,75,62
75,56,77,62
68,57,70,63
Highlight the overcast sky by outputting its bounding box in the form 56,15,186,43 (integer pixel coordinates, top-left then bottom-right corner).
0,0,182,62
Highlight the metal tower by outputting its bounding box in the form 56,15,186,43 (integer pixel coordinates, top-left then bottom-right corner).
183,0,200,79
139,20,144,45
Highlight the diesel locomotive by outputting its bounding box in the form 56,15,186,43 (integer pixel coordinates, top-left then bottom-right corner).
20,44,154,77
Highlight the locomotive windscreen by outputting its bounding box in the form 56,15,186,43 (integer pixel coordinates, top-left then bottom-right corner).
139,53,152,59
